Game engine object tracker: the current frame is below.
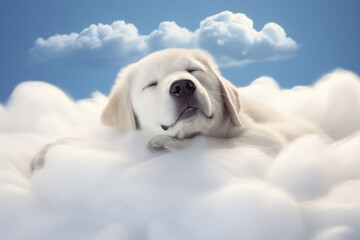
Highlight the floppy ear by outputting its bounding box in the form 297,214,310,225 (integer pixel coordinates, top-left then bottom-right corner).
217,73,243,127
101,66,137,132
194,49,243,127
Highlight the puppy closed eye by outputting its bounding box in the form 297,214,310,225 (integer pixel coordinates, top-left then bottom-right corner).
143,81,158,91
187,69,198,74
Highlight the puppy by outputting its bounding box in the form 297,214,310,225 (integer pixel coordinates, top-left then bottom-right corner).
31,48,318,171
101,48,318,151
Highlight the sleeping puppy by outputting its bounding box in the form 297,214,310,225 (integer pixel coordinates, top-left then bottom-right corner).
101,48,318,152
31,48,318,171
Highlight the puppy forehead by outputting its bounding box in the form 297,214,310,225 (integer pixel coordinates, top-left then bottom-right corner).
143,49,204,68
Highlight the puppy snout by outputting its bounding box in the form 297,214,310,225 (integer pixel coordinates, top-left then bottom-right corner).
169,80,196,97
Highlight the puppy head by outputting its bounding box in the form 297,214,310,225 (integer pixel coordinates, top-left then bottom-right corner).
101,48,242,138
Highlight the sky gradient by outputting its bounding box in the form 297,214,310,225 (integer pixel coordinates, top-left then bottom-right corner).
1,0,359,102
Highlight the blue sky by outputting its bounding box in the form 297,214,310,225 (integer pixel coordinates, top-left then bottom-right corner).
1,0,359,103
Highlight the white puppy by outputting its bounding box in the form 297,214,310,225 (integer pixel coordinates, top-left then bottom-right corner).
101,48,318,151
31,48,318,171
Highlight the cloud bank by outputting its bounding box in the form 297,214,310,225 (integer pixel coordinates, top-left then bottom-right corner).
1,70,360,240
29,11,298,67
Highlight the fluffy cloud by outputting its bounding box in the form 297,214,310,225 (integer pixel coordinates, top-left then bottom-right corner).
1,69,360,239
147,21,196,51
197,12,298,66
29,11,298,67
30,21,147,65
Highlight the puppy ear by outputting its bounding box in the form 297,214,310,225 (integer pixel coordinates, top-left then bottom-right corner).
101,66,137,132
217,75,243,127
195,49,243,127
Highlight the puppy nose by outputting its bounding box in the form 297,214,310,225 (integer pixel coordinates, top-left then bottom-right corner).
169,80,196,97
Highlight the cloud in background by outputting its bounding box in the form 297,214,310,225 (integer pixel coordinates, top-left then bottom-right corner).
29,11,298,67
1,69,360,240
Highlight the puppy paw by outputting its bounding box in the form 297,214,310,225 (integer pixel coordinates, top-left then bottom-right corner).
147,135,180,151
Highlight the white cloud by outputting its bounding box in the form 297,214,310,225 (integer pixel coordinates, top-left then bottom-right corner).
30,21,148,65
1,69,360,239
196,11,298,66
29,11,298,67
147,21,197,51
